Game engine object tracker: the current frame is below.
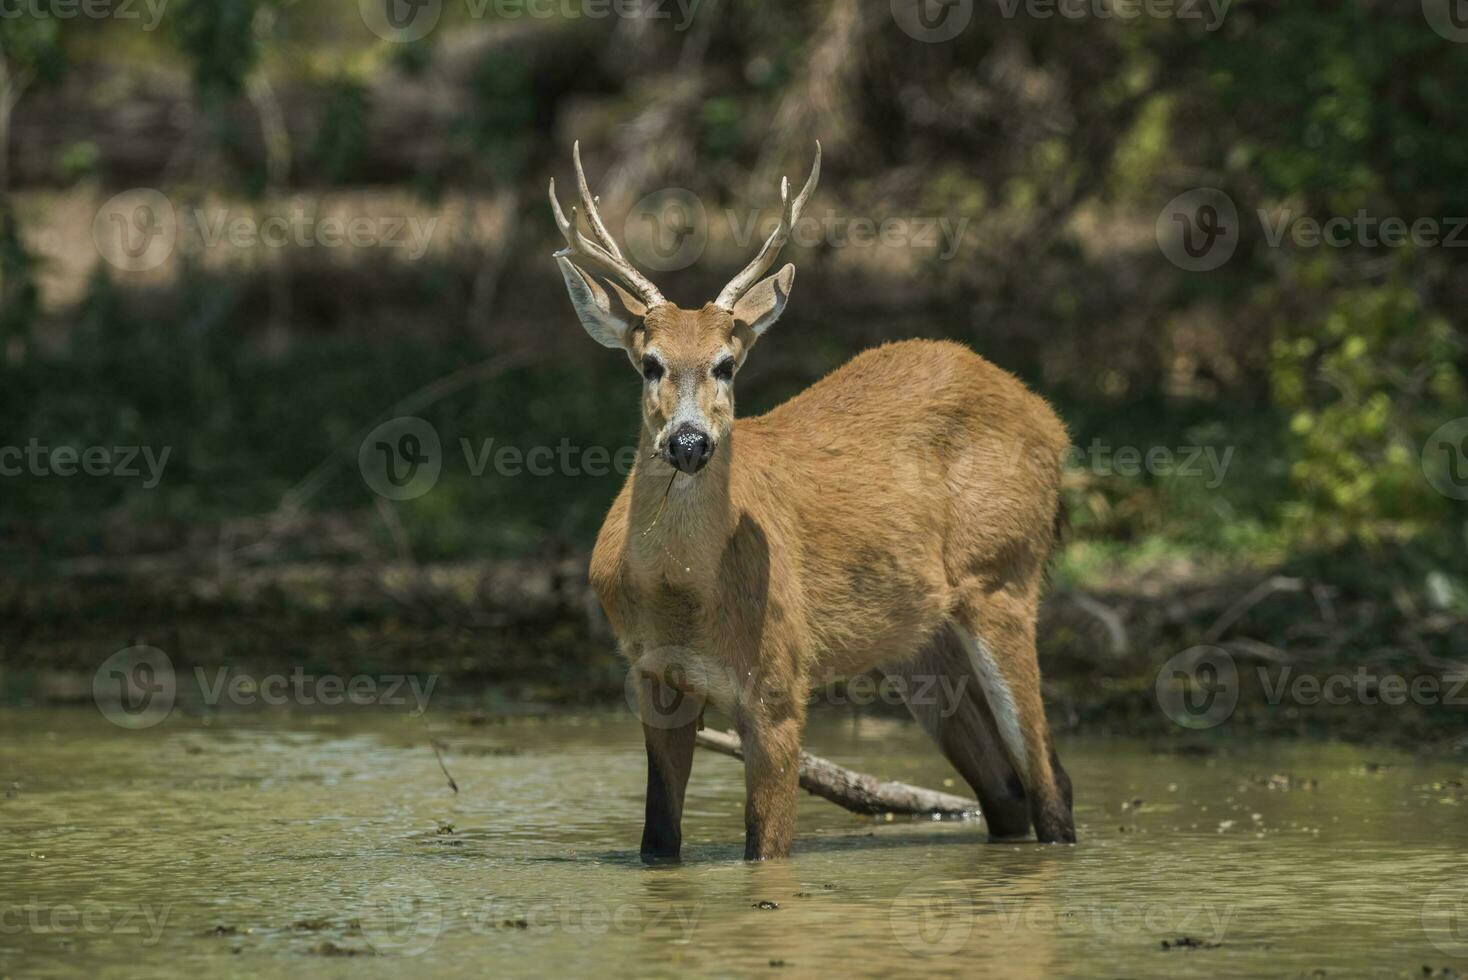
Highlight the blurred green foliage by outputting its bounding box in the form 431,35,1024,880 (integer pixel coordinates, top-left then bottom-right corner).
170,0,266,101
311,79,372,184
0,0,1464,599
1272,281,1463,540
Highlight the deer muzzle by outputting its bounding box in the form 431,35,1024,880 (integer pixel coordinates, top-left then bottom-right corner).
668,423,714,474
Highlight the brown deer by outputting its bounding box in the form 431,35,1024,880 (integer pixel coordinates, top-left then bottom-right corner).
549,142,1076,861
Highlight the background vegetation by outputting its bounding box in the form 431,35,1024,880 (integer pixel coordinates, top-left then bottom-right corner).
1,0,1465,742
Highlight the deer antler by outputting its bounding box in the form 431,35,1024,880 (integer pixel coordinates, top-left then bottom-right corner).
548,142,666,309
715,141,821,311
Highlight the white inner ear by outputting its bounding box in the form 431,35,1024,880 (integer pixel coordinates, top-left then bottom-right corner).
731,264,795,338
556,256,635,350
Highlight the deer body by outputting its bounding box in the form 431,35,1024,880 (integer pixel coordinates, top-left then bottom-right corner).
551,145,1075,860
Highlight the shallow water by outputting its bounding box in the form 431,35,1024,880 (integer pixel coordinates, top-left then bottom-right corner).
2,707,1466,978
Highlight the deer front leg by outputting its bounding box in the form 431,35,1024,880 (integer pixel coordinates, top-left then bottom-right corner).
736,693,806,861
636,673,704,863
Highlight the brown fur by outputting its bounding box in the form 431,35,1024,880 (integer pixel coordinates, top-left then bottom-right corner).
591,303,1076,859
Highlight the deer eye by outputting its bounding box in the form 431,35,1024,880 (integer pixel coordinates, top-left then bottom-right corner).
642,356,664,382
711,358,735,382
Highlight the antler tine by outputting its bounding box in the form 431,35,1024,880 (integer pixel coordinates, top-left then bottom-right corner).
548,181,609,269
548,180,618,270
548,177,576,248
573,142,628,264
547,147,666,308
716,141,821,311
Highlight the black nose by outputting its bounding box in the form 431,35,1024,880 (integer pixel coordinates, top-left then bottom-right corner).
669,424,713,474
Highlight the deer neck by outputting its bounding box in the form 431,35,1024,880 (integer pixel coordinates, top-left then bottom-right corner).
627,427,736,585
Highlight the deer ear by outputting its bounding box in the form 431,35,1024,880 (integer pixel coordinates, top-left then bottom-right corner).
556,256,645,349
731,264,795,341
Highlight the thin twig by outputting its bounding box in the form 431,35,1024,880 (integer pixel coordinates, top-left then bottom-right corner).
1069,593,1129,656
1202,576,1306,645
428,736,459,795
428,742,458,798
277,348,540,516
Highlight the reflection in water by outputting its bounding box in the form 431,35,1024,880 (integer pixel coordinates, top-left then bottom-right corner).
1,708,1465,978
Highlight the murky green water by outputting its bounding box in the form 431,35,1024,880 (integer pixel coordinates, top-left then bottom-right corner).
2,707,1466,978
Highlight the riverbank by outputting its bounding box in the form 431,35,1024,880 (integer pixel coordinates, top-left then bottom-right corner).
5,513,1464,751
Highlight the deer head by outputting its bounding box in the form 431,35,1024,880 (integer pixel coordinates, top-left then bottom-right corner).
550,142,821,475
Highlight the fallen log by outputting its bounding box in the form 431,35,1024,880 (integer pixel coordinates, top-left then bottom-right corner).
695,728,980,819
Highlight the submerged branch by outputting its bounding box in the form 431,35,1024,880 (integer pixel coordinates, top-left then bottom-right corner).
695,728,979,819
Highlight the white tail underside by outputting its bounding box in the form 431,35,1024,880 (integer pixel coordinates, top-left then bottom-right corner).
954,624,1030,777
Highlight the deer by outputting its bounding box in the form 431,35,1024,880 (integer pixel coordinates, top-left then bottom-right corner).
549,142,1076,861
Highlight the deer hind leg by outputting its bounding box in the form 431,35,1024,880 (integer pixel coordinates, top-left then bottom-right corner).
951,592,1076,844
884,624,1032,840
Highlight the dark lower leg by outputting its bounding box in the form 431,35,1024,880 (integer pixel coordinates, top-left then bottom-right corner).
638,677,702,862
